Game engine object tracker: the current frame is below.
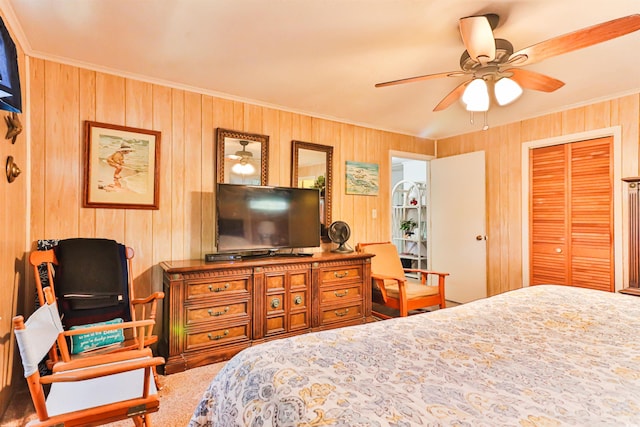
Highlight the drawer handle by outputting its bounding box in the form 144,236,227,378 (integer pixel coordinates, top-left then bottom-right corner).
208,283,230,292
271,298,281,309
333,271,348,278
294,296,302,305
334,308,350,317
208,307,229,317
207,330,229,341
334,290,349,298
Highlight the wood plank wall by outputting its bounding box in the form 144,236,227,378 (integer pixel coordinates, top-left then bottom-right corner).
0,10,27,416
26,58,434,319
437,94,640,298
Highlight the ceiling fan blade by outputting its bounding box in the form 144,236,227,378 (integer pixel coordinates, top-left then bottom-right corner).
433,80,470,111
459,15,496,64
375,71,465,88
511,14,640,66
506,68,564,92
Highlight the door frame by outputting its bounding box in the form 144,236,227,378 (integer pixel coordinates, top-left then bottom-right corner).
521,126,624,290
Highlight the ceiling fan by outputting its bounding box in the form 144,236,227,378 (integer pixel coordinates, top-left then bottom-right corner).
227,140,256,175
375,13,640,113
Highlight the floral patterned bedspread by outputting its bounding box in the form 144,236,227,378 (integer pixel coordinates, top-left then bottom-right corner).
189,285,640,426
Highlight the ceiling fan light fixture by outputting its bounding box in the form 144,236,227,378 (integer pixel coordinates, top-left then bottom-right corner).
494,77,523,106
231,159,255,175
462,78,489,112
234,140,254,159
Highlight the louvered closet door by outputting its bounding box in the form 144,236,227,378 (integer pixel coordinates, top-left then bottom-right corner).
530,137,614,291
530,144,569,285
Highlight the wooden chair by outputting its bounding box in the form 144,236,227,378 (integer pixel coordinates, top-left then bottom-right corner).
357,241,449,318
29,238,164,384
13,286,164,427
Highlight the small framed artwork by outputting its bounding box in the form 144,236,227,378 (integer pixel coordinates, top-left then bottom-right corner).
346,161,379,196
83,121,161,209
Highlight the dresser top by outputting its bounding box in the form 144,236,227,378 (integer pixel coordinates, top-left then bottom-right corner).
160,251,373,273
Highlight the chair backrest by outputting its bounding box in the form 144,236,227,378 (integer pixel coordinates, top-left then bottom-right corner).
358,242,405,278
31,238,134,329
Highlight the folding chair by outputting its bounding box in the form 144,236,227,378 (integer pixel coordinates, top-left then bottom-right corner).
13,286,164,426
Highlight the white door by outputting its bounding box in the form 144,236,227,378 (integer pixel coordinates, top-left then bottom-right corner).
430,151,487,303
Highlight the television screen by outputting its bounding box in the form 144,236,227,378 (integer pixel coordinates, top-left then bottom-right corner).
216,183,320,253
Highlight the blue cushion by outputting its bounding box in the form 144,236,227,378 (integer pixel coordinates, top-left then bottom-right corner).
69,318,125,354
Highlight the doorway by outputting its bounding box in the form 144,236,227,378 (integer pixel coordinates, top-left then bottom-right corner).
389,150,488,304
391,152,429,266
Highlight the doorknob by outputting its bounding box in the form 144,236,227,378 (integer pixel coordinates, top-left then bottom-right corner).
475,235,487,241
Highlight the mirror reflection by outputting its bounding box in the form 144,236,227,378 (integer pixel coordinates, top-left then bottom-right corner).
216,128,269,185
291,141,333,242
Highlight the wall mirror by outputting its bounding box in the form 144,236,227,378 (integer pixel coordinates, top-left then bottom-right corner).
216,128,269,185
291,140,333,242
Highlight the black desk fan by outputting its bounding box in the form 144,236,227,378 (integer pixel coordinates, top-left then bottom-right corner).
328,221,353,253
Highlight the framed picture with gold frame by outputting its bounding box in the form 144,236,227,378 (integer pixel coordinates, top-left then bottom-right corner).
83,121,161,209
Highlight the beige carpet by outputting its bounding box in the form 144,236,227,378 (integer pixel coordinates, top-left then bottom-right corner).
106,362,226,427
7,362,226,427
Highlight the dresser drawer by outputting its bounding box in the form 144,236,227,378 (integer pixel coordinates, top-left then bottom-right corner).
186,276,250,300
320,302,363,325
320,283,362,304
319,265,363,285
186,301,249,326
185,323,250,351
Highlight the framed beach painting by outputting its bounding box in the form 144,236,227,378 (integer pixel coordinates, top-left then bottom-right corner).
346,161,379,195
83,121,161,209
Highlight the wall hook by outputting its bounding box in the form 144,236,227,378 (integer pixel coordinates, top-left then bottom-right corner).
6,155,20,182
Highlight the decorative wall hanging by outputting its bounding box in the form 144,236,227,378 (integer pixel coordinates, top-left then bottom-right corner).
5,112,21,143
5,155,20,182
345,161,379,196
83,121,161,209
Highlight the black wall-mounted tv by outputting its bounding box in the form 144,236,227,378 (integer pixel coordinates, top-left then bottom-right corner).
216,183,320,254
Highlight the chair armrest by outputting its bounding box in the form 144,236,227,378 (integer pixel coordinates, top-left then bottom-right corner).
52,348,154,372
404,269,448,290
371,272,406,283
62,319,155,337
131,291,165,305
404,268,449,277
62,319,156,353
43,355,165,384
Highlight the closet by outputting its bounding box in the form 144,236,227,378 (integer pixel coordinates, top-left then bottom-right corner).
529,136,614,291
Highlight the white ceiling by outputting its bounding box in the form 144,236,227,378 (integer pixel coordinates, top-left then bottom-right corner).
3,0,639,139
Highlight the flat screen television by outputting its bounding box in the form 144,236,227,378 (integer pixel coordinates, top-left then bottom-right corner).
216,183,321,254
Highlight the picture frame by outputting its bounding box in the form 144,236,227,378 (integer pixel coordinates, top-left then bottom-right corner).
83,121,161,209
345,161,379,196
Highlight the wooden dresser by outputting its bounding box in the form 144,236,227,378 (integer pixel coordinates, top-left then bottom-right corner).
159,252,373,374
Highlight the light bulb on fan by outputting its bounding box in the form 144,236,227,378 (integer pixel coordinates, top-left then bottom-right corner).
232,159,255,175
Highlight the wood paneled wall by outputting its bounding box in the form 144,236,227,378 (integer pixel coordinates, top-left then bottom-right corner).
26,58,434,312
438,94,640,298
0,11,27,416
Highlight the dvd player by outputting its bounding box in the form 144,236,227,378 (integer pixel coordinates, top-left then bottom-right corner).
204,253,242,262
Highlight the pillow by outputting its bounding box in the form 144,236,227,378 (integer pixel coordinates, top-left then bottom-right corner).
69,318,125,354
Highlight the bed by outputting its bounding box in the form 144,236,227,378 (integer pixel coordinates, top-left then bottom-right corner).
189,285,640,426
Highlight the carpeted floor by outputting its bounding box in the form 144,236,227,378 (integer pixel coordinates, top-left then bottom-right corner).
3,361,226,427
